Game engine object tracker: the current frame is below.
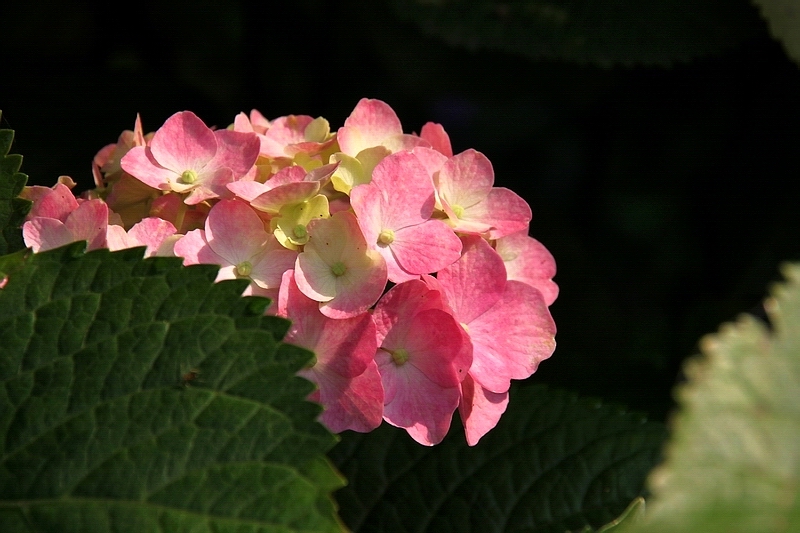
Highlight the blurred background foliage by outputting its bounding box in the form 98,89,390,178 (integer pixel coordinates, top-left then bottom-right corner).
3,0,800,422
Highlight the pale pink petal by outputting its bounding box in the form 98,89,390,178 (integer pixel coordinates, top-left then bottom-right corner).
436,149,494,210
204,200,269,263
349,184,383,246
23,218,74,252
105,224,135,251
294,247,338,302
462,187,531,239
338,99,403,156
183,167,237,205
248,238,297,289
148,111,217,172
264,166,307,189
467,280,556,393
369,150,436,228
27,183,80,221
260,115,315,158
210,129,260,177
233,112,254,133
496,231,558,306
296,211,388,317
173,229,223,266
381,134,430,154
420,122,453,157
120,146,177,190
64,200,108,250
412,146,448,178
127,218,178,257
318,248,386,319
458,373,509,446
437,235,506,324
227,180,271,202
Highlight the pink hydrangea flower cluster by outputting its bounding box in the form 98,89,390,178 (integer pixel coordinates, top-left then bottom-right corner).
20,98,557,446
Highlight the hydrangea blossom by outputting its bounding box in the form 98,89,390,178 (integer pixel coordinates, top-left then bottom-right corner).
18,99,557,447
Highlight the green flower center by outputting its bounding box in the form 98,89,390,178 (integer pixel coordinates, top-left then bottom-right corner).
331,261,347,277
390,348,409,366
452,204,465,218
236,261,253,277
179,169,198,184
378,229,395,245
293,224,308,240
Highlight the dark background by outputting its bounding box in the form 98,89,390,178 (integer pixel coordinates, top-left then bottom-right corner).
4,0,800,421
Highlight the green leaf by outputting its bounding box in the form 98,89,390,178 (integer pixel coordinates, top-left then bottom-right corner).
595,497,645,532
0,110,32,255
625,263,800,533
329,384,666,533
387,0,762,66
751,0,800,66
0,243,345,533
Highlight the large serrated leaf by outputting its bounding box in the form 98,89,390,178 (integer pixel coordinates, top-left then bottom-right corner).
624,263,800,533
0,111,32,256
0,243,345,533
388,0,763,67
329,385,666,533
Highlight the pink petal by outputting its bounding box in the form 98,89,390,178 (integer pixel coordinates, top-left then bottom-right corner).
462,187,531,239
337,98,403,156
148,111,217,172
391,220,462,276
377,349,460,446
27,183,80,221
467,280,556,393
372,279,447,344
436,149,494,210
301,360,384,433
369,150,436,228
296,212,388,318
250,181,321,214
437,235,506,324
64,200,109,250
381,134,430,154
120,146,177,190
318,248,386,319
22,218,73,252
210,129,260,177
260,115,315,158
227,180,271,202
295,247,338,302
204,200,269,263
412,146,448,179
105,224,135,251
496,231,558,306
248,238,297,289
458,373,509,446
127,218,178,257
182,167,236,205
420,122,453,157
173,229,224,267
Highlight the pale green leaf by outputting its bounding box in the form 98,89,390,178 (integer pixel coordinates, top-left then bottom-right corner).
752,0,800,66
626,262,800,532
